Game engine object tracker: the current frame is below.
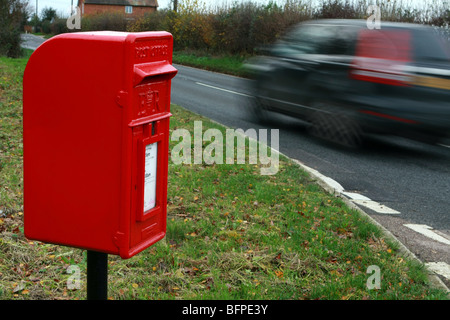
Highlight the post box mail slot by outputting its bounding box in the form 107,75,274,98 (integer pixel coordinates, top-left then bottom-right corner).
23,31,177,259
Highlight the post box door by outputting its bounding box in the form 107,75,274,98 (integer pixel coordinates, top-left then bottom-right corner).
129,119,170,250
104,32,178,258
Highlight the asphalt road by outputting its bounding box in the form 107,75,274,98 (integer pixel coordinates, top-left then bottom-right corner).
170,64,450,288
20,33,46,51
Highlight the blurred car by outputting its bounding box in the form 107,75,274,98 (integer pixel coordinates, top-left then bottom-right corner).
244,19,450,147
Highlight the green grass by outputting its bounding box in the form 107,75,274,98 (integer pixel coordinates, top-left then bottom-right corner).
173,50,249,77
0,52,448,300
0,49,32,214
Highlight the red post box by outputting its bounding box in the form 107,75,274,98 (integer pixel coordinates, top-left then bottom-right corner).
23,31,177,259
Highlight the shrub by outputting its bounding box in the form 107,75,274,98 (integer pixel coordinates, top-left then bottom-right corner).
313,0,359,19
126,0,450,56
81,12,130,32
41,20,52,34
51,18,70,35
0,0,28,58
127,9,171,32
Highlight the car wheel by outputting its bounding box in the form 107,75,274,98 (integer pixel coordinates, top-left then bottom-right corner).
308,101,363,148
247,95,271,124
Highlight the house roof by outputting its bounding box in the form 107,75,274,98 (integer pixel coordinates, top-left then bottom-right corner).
81,0,158,6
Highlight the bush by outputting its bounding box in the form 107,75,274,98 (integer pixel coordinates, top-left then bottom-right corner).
128,1,311,55
81,12,130,32
117,0,450,56
51,18,70,35
0,0,28,58
41,20,52,34
0,28,22,58
127,9,171,32
313,0,359,19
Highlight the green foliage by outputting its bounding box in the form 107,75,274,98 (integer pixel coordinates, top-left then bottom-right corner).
50,18,69,35
172,50,249,77
81,12,130,32
0,0,29,58
127,0,450,56
41,6,57,22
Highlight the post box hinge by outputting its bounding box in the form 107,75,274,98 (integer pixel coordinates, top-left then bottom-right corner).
115,91,128,108
113,231,126,249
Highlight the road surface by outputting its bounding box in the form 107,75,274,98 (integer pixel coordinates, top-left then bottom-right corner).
20,33,46,51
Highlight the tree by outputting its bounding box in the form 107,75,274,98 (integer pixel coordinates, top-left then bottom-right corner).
41,6,57,22
40,6,58,33
0,0,30,57
172,0,178,12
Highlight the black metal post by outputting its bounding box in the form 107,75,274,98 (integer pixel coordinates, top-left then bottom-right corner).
87,250,108,300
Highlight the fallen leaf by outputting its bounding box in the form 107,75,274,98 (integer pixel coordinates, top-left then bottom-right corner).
12,281,25,293
274,270,283,278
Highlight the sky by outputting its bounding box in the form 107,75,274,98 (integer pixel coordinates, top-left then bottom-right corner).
28,0,445,18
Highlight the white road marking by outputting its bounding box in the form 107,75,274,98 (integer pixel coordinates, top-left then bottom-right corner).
344,192,400,214
342,192,371,201
293,162,345,193
438,143,450,149
195,82,252,97
404,224,450,245
294,161,401,214
350,199,401,214
425,262,450,280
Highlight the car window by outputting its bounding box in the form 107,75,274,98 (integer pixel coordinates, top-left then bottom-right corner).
271,24,359,57
271,24,338,56
413,29,450,62
329,26,359,55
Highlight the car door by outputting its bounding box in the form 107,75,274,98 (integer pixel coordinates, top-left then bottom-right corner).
260,24,350,118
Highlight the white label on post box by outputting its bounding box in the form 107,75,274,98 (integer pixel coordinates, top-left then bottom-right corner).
144,142,157,212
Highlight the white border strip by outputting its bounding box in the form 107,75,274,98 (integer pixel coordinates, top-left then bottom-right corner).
404,224,450,245
293,160,400,214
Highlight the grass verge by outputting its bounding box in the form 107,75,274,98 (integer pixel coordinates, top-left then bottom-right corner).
0,52,448,300
173,50,249,77
0,49,31,214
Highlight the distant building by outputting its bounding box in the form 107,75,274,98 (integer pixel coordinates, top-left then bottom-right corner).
77,0,158,18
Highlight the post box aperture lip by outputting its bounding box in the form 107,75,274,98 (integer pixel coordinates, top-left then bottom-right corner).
134,62,178,86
